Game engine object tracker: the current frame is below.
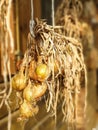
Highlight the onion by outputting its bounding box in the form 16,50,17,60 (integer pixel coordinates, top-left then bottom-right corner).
35,63,49,81
19,100,39,119
23,82,47,101
29,61,49,82
11,72,27,91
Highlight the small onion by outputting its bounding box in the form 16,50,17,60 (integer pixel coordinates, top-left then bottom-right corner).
19,100,39,119
23,82,47,101
11,72,27,91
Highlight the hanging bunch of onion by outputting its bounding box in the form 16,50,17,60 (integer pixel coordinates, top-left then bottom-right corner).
12,19,86,122
11,46,50,119
11,60,49,120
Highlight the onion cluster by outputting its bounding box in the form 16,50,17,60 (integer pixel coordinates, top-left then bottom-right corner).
11,59,49,120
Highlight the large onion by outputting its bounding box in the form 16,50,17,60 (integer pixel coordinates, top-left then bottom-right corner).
23,82,47,101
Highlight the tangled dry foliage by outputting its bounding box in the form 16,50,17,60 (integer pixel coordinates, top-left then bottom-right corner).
54,0,97,127
15,18,86,123
55,0,94,52
55,0,96,69
55,0,83,40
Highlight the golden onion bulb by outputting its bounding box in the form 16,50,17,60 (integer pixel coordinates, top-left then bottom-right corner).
23,82,47,101
19,100,39,119
29,61,49,82
35,63,49,81
11,72,27,91
31,82,47,99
